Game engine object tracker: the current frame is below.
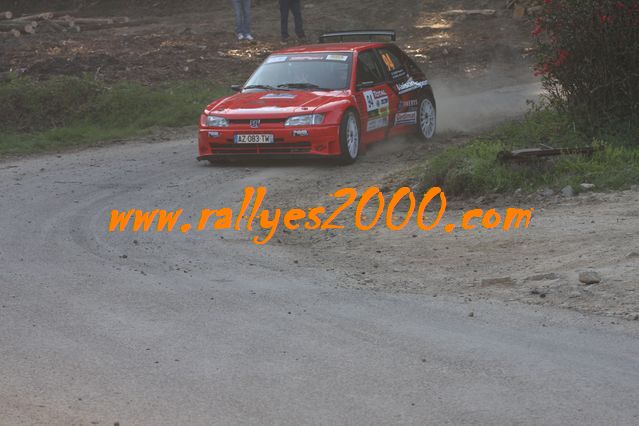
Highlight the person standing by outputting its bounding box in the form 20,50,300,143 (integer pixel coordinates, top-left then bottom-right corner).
232,0,254,41
279,0,306,44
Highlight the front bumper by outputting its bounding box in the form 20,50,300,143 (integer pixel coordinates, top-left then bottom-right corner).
197,125,341,159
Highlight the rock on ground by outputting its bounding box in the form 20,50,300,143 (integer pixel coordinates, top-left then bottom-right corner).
579,271,601,285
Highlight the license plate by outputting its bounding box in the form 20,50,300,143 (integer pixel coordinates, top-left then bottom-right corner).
234,134,274,144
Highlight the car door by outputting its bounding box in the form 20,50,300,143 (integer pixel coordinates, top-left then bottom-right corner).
376,45,424,136
353,49,397,143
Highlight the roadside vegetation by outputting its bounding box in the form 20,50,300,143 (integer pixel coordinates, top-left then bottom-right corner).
418,0,639,196
0,76,226,155
417,108,639,196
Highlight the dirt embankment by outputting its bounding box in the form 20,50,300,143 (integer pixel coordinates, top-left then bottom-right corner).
1,0,534,84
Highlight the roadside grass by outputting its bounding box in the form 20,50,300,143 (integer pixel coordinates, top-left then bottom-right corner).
416,108,639,196
0,76,227,155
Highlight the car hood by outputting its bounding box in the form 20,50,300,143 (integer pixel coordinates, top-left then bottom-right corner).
206,90,347,119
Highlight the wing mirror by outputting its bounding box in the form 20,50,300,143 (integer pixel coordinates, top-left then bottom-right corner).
231,84,243,92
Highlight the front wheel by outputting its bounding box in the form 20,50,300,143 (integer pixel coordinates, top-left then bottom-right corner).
338,110,360,164
418,94,437,140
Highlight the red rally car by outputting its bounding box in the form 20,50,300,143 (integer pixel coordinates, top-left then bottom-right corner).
198,30,436,164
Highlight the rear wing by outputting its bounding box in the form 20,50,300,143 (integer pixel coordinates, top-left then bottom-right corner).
318,30,396,43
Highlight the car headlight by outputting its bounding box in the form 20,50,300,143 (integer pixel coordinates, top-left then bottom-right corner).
284,114,324,126
205,115,229,127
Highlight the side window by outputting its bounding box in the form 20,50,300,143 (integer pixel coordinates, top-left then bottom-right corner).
393,46,425,80
404,56,424,78
377,47,408,82
356,49,385,86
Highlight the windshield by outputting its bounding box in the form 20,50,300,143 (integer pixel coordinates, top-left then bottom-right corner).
244,53,353,91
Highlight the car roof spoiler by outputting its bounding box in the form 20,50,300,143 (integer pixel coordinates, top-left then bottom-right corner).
318,30,396,43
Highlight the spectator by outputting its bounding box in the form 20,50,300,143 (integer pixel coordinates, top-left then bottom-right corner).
279,0,306,44
232,0,253,41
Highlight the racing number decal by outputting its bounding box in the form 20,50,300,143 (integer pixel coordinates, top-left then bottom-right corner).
363,89,390,132
364,95,389,131
381,52,395,71
364,90,388,112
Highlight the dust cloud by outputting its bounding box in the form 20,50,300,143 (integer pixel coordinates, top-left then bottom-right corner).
432,69,543,133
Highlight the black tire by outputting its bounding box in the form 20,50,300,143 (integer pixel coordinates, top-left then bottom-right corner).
417,92,437,140
337,109,361,165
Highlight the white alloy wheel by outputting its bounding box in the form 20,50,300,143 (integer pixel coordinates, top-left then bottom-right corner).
419,97,436,139
346,113,359,159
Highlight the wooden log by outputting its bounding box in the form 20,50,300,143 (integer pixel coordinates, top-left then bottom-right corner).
16,12,54,21
60,17,132,31
23,23,36,34
68,17,115,25
49,18,77,28
0,28,21,37
0,11,12,20
0,20,38,32
527,5,543,15
55,15,75,24
497,146,602,162
513,4,526,18
41,20,68,32
441,9,496,17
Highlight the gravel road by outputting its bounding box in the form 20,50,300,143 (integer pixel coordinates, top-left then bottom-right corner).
1,130,639,425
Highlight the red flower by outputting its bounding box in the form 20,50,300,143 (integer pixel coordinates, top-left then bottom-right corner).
555,49,570,66
599,12,616,24
534,62,552,76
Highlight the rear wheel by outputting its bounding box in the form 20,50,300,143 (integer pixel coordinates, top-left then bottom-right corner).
418,94,436,140
338,110,360,164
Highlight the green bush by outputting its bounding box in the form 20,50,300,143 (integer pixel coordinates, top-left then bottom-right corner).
0,76,101,132
0,76,227,155
417,109,639,196
533,0,639,127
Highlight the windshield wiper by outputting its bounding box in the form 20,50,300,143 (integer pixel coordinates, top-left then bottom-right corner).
243,84,290,91
277,83,333,91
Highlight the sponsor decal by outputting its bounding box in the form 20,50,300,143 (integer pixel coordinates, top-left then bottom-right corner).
390,68,407,80
394,111,417,126
289,55,326,61
396,79,428,94
399,99,418,109
363,89,390,131
363,89,389,112
326,54,349,61
266,55,287,63
367,116,388,132
260,93,297,99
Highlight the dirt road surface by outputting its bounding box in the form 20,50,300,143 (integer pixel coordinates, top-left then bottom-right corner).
3,0,639,423
2,82,639,423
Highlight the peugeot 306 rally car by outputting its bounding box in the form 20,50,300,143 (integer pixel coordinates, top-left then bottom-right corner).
198,30,436,164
